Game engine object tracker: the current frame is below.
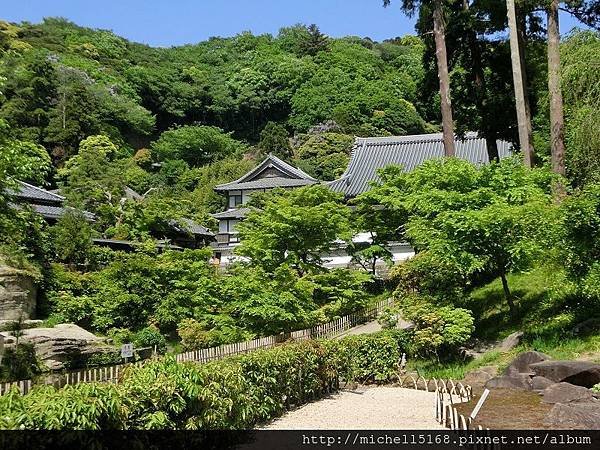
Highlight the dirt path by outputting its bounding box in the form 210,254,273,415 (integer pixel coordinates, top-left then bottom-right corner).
259,386,443,430
336,318,413,338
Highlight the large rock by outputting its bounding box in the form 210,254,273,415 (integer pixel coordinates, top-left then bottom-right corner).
485,374,533,390
504,351,552,376
0,263,37,320
541,382,595,404
498,331,523,352
531,376,555,391
543,403,600,429
572,318,600,336
464,366,497,386
529,360,600,388
14,324,112,370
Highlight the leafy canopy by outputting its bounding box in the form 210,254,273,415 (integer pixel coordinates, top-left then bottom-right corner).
237,185,350,275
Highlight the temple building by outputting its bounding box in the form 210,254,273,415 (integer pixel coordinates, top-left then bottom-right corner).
212,132,512,268
212,154,318,254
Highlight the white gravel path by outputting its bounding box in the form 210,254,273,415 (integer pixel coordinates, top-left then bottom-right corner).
259,386,444,430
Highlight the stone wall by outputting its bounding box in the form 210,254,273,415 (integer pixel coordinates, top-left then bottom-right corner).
0,264,37,320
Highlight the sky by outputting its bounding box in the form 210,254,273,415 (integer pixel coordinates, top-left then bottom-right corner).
3,0,589,47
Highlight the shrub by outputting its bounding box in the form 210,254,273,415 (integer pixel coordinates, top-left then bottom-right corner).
0,331,406,429
0,343,41,382
133,326,167,354
399,294,474,358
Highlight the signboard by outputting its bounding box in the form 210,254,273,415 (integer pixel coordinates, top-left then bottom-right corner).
120,343,134,359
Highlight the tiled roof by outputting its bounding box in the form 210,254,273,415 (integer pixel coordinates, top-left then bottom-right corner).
12,181,65,204
215,154,317,191
211,208,251,220
169,218,215,237
328,133,513,197
217,177,316,191
28,204,96,221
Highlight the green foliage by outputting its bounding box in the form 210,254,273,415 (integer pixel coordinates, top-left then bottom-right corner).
553,31,600,186
151,125,245,167
57,135,126,227
237,185,350,275
0,343,42,382
308,268,373,317
390,251,466,304
49,209,94,265
0,331,407,429
361,157,562,314
133,326,167,354
399,294,474,358
258,121,291,159
293,132,353,180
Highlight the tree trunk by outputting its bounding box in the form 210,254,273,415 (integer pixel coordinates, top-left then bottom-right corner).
506,0,535,167
486,135,500,163
547,0,566,177
500,272,517,318
433,0,456,157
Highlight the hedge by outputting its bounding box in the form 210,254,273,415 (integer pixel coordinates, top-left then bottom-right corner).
0,330,409,430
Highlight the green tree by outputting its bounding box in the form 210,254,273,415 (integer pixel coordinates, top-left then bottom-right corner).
151,125,245,167
258,122,292,159
49,210,94,266
293,132,353,181
58,135,125,222
237,185,350,275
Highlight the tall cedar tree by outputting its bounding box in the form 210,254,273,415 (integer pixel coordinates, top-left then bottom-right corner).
383,0,455,156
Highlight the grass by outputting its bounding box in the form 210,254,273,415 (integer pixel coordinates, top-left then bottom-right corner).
409,264,600,379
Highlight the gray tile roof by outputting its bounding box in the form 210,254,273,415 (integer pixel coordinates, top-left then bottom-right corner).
169,218,215,237
12,181,65,204
328,133,513,197
215,154,317,191
218,177,316,190
211,207,251,220
28,204,96,221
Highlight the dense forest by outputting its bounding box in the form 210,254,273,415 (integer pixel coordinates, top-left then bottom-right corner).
1,14,600,377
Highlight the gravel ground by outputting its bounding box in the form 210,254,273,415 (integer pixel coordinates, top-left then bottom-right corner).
259,386,444,430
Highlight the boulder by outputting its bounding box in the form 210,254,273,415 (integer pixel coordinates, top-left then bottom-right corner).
543,403,600,429
463,366,497,386
17,324,112,370
485,374,532,390
572,318,600,336
504,351,552,376
541,382,595,404
529,360,600,388
0,263,37,320
498,331,523,352
531,376,555,391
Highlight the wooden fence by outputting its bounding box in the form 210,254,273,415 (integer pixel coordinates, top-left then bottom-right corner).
395,376,488,431
0,299,392,395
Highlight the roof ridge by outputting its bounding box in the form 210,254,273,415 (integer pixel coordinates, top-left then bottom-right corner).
16,180,65,201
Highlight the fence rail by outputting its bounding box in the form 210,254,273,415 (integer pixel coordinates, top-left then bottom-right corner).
0,299,392,396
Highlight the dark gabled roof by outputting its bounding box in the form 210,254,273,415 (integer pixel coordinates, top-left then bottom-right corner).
27,204,96,222
168,218,215,237
123,186,144,202
92,238,184,251
328,133,513,197
211,207,251,220
215,154,317,191
12,181,65,204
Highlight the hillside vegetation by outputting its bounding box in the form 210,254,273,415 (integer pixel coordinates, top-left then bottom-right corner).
1,18,600,379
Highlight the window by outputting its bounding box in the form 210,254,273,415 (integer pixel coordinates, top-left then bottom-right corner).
229,194,242,208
